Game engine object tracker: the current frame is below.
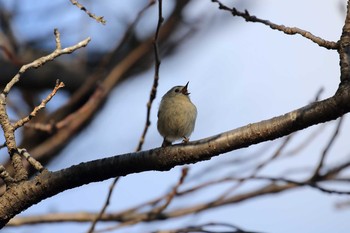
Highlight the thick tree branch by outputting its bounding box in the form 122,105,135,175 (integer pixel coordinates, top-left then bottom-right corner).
0,94,26,181
1,82,350,227
339,1,350,82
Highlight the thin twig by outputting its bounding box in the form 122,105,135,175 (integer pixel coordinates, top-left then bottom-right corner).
70,0,106,25
88,2,163,227
181,174,350,198
7,164,350,227
2,29,90,96
323,157,350,180
283,124,326,156
98,4,165,230
314,87,325,102
211,0,338,50
254,135,293,173
152,167,188,214
311,117,344,180
17,148,45,173
100,167,189,231
87,177,120,233
151,222,253,233
13,80,65,130
211,135,294,201
253,175,350,195
90,3,164,228
135,0,164,151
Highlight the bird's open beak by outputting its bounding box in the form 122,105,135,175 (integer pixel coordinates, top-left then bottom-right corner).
182,81,190,95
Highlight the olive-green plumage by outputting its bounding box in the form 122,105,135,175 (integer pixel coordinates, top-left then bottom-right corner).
157,82,197,147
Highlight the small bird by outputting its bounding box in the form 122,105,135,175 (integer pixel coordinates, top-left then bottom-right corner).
157,82,197,147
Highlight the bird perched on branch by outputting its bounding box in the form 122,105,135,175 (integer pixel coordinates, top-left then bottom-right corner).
157,82,197,147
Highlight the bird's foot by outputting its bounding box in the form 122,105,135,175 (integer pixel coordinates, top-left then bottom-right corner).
182,137,189,144
162,139,172,147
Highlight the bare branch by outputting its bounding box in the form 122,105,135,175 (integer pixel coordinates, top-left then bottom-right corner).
0,93,27,181
5,182,296,227
17,148,45,173
87,177,120,233
7,171,350,227
2,29,90,96
339,1,350,82
13,80,65,130
283,124,326,156
0,1,191,191
319,157,350,180
253,135,293,173
153,167,188,213
109,167,189,230
69,0,106,25
211,0,338,50
1,81,350,227
151,222,259,233
136,0,164,151
254,176,350,195
2,1,350,230
0,29,89,182
92,0,165,222
88,2,165,229
311,117,344,180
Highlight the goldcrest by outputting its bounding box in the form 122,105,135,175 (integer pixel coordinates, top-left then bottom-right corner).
157,82,197,147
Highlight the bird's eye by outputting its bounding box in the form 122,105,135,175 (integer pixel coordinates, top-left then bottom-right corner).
174,88,180,93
